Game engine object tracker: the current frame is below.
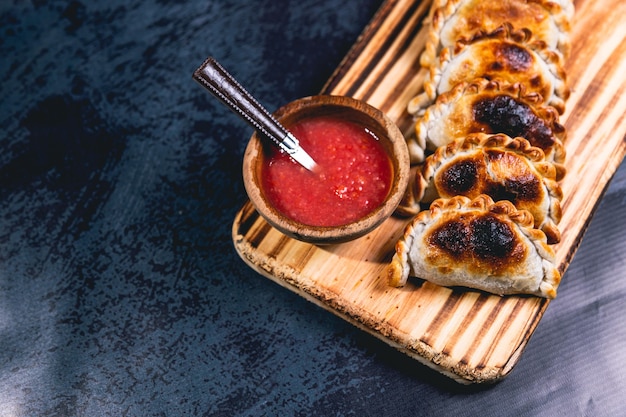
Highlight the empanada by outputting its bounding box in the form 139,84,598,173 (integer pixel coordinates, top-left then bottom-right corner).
421,0,572,68
387,195,561,298
418,133,563,243
426,0,575,25
410,24,569,115
411,78,567,180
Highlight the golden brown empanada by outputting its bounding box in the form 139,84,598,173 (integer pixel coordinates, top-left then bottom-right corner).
410,24,569,115
426,0,575,25
418,133,563,243
410,78,567,179
421,0,572,68
387,195,561,298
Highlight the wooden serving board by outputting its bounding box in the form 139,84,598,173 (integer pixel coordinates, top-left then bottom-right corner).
232,0,626,383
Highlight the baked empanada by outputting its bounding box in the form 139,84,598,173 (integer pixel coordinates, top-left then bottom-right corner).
411,78,567,179
426,0,575,25
418,133,563,243
410,24,569,115
421,0,572,68
387,195,561,298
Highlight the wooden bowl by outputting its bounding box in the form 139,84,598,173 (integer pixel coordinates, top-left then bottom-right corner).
242,95,410,244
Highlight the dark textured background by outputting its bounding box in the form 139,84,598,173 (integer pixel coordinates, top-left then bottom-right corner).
1,1,625,416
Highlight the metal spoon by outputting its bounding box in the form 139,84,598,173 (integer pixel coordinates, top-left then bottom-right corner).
192,57,317,172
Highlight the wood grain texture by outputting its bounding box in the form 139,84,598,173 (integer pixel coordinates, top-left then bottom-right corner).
232,0,626,383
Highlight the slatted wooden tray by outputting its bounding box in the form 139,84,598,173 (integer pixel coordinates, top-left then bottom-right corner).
232,0,626,383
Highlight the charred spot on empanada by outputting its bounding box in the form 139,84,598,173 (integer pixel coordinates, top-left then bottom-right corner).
438,158,480,194
484,150,542,202
489,173,541,203
429,218,469,257
471,214,520,260
488,41,533,72
472,95,558,151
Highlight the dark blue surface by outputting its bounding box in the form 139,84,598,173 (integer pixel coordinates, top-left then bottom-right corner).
1,1,626,416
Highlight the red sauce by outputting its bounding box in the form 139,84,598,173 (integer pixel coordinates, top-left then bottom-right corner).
262,115,393,227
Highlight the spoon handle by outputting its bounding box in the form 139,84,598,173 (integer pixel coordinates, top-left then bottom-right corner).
193,57,290,149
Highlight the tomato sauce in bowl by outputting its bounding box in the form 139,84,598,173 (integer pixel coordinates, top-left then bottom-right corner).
243,95,410,244
262,116,392,227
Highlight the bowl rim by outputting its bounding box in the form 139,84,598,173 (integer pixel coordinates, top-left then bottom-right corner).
242,94,410,244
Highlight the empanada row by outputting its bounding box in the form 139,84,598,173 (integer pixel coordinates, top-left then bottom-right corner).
388,0,574,297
